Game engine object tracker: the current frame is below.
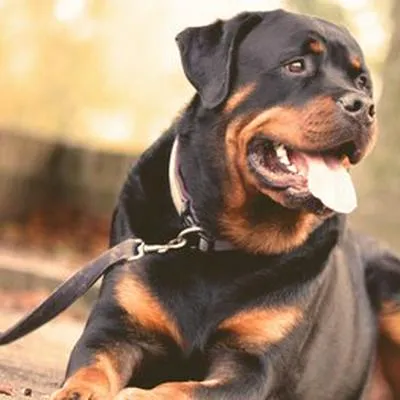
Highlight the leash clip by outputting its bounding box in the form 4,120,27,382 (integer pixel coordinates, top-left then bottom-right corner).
127,226,206,261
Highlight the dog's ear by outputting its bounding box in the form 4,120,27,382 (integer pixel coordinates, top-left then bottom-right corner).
176,13,261,109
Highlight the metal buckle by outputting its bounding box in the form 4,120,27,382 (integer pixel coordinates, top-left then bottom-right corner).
126,226,206,262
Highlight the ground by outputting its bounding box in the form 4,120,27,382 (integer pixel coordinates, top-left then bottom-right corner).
0,310,84,400
0,245,99,400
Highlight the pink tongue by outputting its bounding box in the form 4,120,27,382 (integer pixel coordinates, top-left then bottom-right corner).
303,154,357,214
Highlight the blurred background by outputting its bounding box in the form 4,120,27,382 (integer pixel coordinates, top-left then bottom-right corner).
0,0,398,315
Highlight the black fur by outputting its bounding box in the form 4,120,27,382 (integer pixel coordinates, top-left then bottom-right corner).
56,9,400,400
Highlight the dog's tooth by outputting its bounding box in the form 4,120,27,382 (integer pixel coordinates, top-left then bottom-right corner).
275,144,286,156
279,156,291,166
287,164,298,173
276,145,291,166
276,144,288,157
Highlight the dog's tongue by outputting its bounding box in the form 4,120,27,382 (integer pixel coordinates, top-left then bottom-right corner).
303,154,357,214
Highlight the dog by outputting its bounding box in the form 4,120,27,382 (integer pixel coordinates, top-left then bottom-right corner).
51,9,400,400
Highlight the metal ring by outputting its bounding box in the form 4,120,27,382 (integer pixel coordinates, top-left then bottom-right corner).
177,226,206,239
168,237,188,249
143,243,168,253
127,241,145,261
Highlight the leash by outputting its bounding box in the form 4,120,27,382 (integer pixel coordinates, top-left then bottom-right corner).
0,137,234,346
0,226,204,346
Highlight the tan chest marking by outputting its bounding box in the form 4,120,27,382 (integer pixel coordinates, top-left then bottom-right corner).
115,274,183,347
219,306,303,349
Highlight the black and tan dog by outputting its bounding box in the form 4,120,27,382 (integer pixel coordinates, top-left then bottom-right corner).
52,9,400,400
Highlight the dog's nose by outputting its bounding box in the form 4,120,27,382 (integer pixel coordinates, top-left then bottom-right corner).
337,93,375,123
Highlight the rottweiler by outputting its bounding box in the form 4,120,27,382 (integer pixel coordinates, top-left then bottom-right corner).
51,9,400,400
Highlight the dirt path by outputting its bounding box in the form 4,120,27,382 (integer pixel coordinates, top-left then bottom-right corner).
0,310,84,400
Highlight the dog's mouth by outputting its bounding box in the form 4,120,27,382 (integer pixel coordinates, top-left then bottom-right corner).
247,135,359,214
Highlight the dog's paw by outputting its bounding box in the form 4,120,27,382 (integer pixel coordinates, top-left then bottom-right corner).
50,386,110,400
114,384,195,399
114,388,152,399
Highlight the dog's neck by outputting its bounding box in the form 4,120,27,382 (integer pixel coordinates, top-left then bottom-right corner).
168,137,236,252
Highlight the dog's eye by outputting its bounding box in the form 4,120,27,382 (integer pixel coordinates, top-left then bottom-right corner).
285,59,306,74
356,74,369,90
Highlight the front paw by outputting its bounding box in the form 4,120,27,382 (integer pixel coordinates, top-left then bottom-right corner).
114,388,157,399
50,385,111,400
114,383,196,400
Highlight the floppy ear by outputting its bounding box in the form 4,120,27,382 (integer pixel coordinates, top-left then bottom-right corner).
175,13,261,109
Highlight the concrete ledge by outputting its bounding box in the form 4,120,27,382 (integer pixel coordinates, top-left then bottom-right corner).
0,131,136,219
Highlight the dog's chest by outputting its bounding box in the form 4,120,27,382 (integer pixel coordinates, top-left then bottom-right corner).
144,252,309,353
142,250,377,397
152,268,249,351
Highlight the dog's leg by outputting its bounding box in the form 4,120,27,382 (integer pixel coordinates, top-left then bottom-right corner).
51,343,138,400
114,351,272,400
50,303,144,400
52,267,187,400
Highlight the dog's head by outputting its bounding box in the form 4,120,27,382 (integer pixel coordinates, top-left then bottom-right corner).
175,9,378,254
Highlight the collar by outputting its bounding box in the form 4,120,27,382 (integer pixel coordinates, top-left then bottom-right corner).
168,137,235,252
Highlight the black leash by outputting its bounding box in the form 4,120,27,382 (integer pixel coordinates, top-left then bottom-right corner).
0,135,235,346
0,238,137,345
0,226,207,346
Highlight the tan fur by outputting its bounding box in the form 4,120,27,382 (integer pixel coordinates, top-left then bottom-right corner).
220,207,318,254
115,273,183,347
367,353,394,400
224,83,256,113
51,352,129,400
240,97,338,151
379,302,400,344
242,99,377,155
351,56,362,71
366,302,400,399
220,96,377,254
309,39,325,54
222,110,321,254
219,307,303,350
115,380,220,399
374,335,400,399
